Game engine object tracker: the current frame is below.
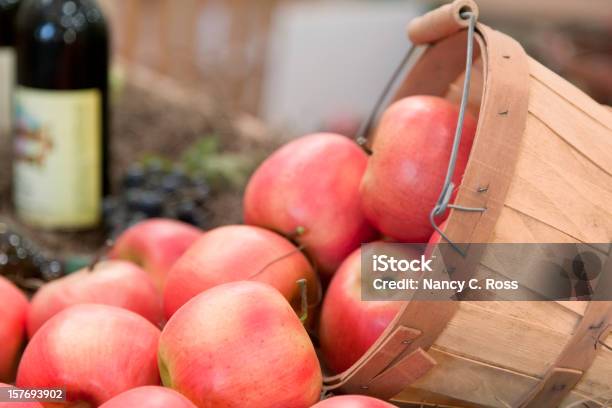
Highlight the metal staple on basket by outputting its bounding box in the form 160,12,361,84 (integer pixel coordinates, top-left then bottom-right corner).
355,10,484,256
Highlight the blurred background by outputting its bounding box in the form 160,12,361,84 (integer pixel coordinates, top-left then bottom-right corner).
1,0,611,282
99,0,612,134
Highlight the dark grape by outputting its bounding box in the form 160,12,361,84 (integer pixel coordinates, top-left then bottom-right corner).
126,212,148,227
176,201,198,225
32,253,47,268
192,182,211,204
8,233,20,248
104,161,214,236
41,260,63,280
135,191,164,217
161,173,185,193
102,196,119,218
123,164,146,189
0,223,64,292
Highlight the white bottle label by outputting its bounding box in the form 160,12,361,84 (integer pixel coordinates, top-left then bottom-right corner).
13,86,102,229
0,46,15,140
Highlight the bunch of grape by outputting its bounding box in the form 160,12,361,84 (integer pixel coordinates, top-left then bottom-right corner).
103,161,212,238
0,223,64,289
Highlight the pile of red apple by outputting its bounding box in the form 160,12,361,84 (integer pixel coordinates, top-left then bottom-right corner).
0,95,476,408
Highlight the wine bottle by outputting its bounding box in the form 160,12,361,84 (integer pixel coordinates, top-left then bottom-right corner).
14,0,109,230
0,0,20,141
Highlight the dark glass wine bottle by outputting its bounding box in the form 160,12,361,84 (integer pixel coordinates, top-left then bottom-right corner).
0,0,21,140
14,0,109,229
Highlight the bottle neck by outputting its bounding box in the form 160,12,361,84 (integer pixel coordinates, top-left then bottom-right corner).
0,0,20,46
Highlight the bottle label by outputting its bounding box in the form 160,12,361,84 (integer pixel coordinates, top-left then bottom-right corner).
13,87,102,229
0,46,15,139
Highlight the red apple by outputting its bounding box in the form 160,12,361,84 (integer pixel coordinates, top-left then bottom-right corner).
244,133,378,279
159,281,322,408
0,384,43,408
360,96,477,243
0,277,28,383
319,244,414,374
17,304,161,407
163,225,319,319
109,219,202,291
312,395,396,407
99,386,196,408
27,260,163,337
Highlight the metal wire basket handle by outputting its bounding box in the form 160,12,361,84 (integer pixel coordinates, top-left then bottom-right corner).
355,0,482,255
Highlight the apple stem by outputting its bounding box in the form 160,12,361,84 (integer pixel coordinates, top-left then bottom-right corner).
357,137,373,155
297,278,308,323
251,244,307,279
287,226,306,240
87,239,114,272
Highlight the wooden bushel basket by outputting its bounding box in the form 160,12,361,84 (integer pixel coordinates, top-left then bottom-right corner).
323,1,612,407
